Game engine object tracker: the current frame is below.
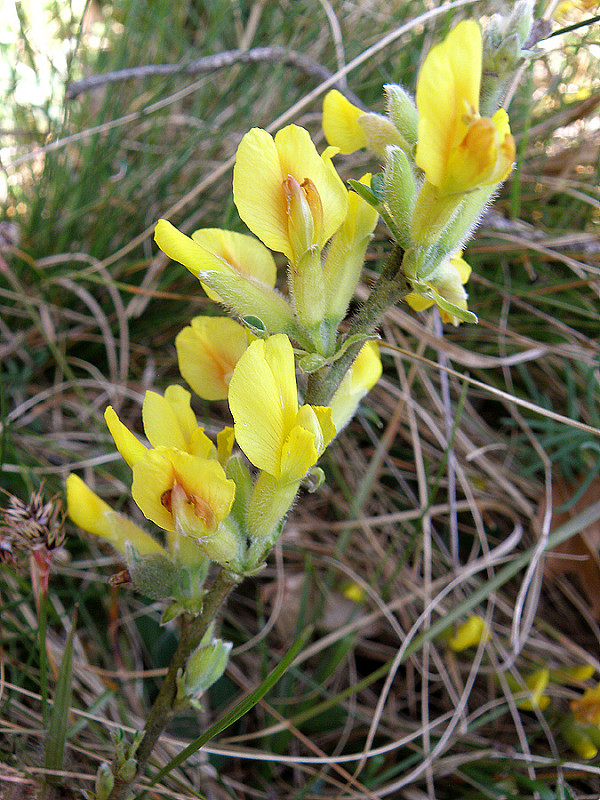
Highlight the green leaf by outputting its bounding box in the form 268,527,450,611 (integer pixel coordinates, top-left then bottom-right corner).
43,607,78,786
347,178,381,209
241,315,267,335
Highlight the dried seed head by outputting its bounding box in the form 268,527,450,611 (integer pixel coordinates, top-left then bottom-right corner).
0,484,66,553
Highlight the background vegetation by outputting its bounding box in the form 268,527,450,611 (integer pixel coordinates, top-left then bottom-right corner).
1,0,600,797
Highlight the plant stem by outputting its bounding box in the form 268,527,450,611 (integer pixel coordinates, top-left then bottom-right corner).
305,243,407,406
106,568,239,800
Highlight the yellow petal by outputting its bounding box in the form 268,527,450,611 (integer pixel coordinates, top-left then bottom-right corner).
416,20,482,187
228,338,285,475
262,333,299,434
279,425,320,484
105,406,147,468
571,682,600,726
416,21,486,192
329,342,382,433
312,405,337,449
217,426,235,467
66,474,163,555
154,219,207,277
448,615,489,651
322,89,367,154
176,316,250,401
131,450,176,531
274,125,347,248
452,253,472,284
192,229,276,286
142,388,191,451
405,292,435,312
188,427,216,460
233,127,290,256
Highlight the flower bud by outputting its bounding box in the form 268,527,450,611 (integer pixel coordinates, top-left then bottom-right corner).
383,146,417,247
95,763,114,800
562,721,599,760
183,637,232,699
384,84,418,151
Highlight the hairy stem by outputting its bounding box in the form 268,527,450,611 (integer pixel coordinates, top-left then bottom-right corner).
107,568,239,800
305,244,407,406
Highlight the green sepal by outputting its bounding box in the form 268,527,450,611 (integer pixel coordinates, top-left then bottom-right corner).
177,628,232,705
226,455,253,534
384,83,418,150
161,600,186,624
383,146,417,248
117,759,137,782
299,352,327,373
125,543,179,600
370,173,386,202
348,178,381,209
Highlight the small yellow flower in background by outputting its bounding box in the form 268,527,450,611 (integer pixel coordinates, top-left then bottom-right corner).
232,125,348,264
66,474,164,556
154,221,277,301
322,90,368,154
415,20,515,197
228,334,336,484
447,614,490,652
406,251,472,326
571,682,600,726
329,341,382,433
506,668,551,711
176,316,251,401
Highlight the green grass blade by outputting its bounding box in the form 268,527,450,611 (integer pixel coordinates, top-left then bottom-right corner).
43,607,78,787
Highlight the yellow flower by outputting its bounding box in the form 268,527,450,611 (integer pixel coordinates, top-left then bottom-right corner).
322,90,406,158
406,251,472,326
232,125,347,264
329,341,382,433
105,385,217,467
66,474,164,556
154,222,277,301
228,334,336,484
154,221,294,333
571,683,600,726
415,20,515,196
176,316,251,401
130,447,235,541
448,614,489,652
104,387,236,543
322,90,367,154
506,668,551,711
